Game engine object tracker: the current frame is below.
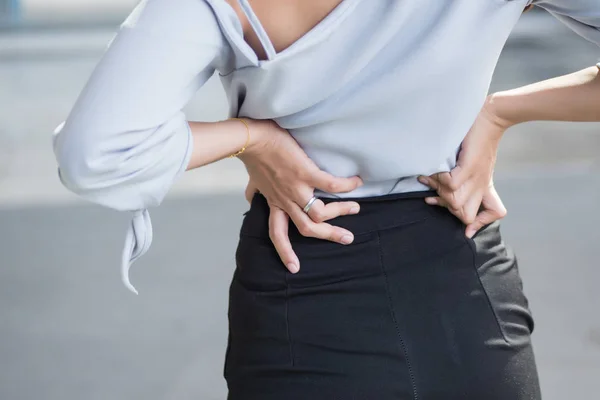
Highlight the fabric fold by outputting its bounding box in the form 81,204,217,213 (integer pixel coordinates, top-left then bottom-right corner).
121,209,153,295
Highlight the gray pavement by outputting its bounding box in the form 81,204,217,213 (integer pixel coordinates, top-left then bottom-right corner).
1,175,599,400
1,8,600,400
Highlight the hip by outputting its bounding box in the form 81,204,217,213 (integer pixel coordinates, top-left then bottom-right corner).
226,192,538,398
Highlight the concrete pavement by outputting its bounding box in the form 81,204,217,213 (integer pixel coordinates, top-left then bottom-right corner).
1,173,599,400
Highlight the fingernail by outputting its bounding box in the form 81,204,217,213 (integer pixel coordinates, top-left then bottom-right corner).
425,197,436,205
287,263,299,273
418,176,428,184
350,206,360,214
341,235,353,245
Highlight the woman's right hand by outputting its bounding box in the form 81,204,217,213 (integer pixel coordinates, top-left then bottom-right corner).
239,119,363,274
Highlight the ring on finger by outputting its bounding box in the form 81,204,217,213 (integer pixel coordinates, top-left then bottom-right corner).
303,196,318,214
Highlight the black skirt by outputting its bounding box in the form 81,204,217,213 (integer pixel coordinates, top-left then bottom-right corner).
225,192,541,400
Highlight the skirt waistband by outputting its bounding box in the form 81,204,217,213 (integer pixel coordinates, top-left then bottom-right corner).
241,190,439,240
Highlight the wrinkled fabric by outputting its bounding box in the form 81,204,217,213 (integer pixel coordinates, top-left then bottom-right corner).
227,192,540,399
53,0,600,293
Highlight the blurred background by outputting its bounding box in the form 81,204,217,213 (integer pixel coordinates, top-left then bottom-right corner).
0,1,599,399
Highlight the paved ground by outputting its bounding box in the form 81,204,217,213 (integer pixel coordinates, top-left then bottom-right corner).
0,8,599,400
1,174,599,400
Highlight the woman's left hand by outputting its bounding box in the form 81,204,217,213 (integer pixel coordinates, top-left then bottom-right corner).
417,96,511,238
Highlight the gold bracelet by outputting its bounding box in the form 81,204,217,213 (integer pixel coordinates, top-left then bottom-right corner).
228,118,251,158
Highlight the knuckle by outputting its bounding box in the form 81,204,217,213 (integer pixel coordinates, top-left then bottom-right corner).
438,187,451,198
297,170,311,182
448,181,460,191
464,215,476,225
447,199,461,210
297,223,314,237
311,210,326,222
327,181,339,192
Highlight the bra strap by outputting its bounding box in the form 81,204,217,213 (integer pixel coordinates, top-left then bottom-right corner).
237,0,277,60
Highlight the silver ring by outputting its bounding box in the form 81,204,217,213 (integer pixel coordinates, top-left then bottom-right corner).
302,196,318,214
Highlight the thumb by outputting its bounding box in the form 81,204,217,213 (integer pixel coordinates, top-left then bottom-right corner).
465,209,497,238
465,188,506,238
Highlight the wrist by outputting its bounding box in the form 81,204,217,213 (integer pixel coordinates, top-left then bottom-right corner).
236,118,269,161
483,93,518,131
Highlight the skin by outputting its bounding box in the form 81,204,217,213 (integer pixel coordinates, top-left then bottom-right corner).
418,65,600,237
185,1,600,273
185,119,363,273
225,0,345,61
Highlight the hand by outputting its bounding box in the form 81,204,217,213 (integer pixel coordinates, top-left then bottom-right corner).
418,97,511,237
240,120,363,273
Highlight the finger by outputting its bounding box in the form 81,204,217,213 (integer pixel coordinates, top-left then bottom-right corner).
288,205,355,245
425,195,468,224
418,175,440,191
425,196,462,216
420,164,471,193
431,176,475,221
460,195,482,225
465,190,507,238
465,209,497,239
446,165,471,188
310,170,363,194
430,169,468,191
430,172,453,189
307,199,360,223
424,196,444,207
268,207,300,273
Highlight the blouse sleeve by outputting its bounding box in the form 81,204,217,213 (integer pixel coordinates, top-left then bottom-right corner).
530,0,600,46
52,0,228,294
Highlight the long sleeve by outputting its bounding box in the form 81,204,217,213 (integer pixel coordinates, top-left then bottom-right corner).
531,0,600,46
53,0,229,294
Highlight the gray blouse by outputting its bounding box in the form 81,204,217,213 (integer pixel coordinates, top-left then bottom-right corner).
52,0,600,293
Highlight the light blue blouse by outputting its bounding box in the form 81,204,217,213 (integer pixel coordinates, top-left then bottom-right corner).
52,0,600,293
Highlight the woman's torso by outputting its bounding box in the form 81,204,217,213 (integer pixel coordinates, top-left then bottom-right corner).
206,0,529,197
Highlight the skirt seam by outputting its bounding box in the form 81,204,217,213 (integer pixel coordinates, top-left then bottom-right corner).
284,273,296,367
463,234,510,345
376,231,419,400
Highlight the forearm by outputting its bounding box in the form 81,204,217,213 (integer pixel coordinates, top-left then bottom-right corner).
186,119,264,170
487,65,600,127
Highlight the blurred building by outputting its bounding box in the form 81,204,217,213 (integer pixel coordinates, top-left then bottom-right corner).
0,0,138,28
0,0,20,26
